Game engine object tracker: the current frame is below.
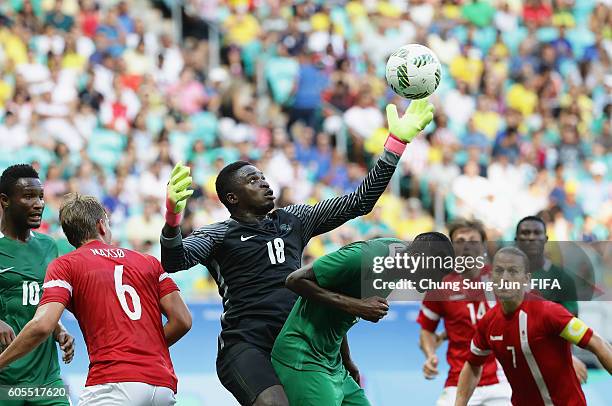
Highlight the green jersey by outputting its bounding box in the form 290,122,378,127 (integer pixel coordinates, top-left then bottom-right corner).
0,231,62,385
271,238,402,374
531,260,579,316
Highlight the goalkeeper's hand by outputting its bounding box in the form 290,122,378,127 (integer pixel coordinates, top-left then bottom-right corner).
386,99,434,144
165,162,194,227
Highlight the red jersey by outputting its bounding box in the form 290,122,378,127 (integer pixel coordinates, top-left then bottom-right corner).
417,271,504,387
39,241,179,392
468,296,593,406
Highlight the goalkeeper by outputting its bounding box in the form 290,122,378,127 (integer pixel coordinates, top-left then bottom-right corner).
161,101,434,406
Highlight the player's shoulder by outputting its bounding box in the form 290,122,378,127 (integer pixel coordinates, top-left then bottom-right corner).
479,303,501,326
32,231,56,245
525,295,568,315
31,231,57,247
192,220,230,239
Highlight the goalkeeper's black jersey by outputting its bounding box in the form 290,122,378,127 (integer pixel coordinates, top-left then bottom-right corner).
161,150,400,354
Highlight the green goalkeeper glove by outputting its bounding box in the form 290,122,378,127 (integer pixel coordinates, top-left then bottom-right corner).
165,162,194,226
386,99,435,144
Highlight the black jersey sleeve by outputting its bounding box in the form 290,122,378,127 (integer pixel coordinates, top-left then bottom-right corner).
160,222,228,273
283,149,401,243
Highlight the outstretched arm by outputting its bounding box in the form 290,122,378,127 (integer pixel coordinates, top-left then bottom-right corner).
0,303,65,369
160,223,226,273
160,162,216,273
284,100,434,242
584,332,612,374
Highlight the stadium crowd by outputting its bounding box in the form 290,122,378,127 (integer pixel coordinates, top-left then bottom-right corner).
0,0,610,299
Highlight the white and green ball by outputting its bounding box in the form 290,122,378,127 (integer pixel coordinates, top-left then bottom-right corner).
385,44,442,100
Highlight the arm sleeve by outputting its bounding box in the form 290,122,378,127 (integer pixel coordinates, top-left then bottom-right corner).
417,296,443,332
160,223,226,273
312,242,364,289
151,257,180,299
40,259,72,307
466,316,492,366
283,150,401,243
544,301,593,348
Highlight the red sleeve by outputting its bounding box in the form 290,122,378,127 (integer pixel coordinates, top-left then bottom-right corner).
150,256,179,299
40,258,73,307
466,313,492,366
417,293,444,332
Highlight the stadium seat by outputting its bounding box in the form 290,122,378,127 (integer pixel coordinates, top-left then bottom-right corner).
86,128,127,173
189,111,218,148
17,146,54,171
169,130,192,163
265,56,299,105
241,41,263,78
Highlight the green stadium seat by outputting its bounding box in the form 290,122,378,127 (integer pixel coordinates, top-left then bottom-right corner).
87,128,127,173
189,111,218,147
241,41,263,78
573,0,596,25
473,26,497,55
17,146,54,171
265,56,299,105
566,27,596,59
536,27,559,43
169,130,192,162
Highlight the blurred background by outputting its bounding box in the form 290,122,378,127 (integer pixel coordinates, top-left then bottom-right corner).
0,0,610,404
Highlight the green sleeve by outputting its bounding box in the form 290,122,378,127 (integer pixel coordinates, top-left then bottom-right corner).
561,300,579,317
313,242,364,289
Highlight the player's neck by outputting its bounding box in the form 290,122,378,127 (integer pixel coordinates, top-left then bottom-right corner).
0,220,31,243
230,211,267,224
529,256,545,271
499,297,524,315
80,237,106,248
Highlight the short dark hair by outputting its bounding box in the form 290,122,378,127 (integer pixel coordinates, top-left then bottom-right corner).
448,218,487,242
410,231,455,260
515,215,547,236
0,164,39,197
494,246,530,274
215,161,251,208
59,193,107,248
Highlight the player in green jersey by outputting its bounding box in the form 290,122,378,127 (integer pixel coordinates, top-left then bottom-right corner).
0,164,74,405
271,232,454,405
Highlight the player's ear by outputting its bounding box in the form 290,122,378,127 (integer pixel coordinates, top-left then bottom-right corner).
226,192,238,205
0,193,8,210
96,218,106,237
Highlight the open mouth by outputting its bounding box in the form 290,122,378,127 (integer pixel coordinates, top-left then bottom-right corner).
264,189,274,198
29,214,42,221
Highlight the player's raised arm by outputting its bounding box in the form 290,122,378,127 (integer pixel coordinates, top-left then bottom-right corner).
0,302,65,369
284,100,434,242
160,162,221,272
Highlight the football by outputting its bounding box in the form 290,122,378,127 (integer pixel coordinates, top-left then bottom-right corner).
385,44,442,100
